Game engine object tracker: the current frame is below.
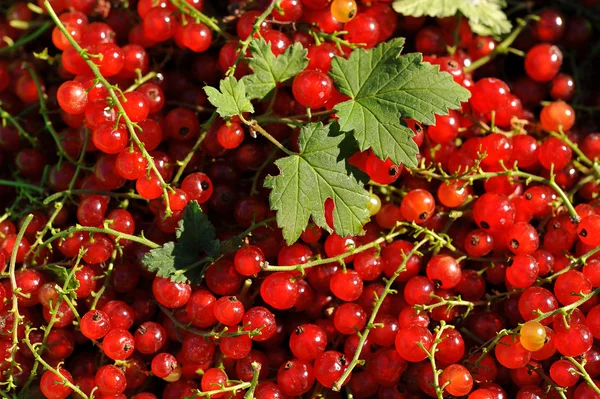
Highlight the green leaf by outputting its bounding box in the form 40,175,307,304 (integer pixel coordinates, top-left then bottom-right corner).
176,200,221,258
329,38,470,167
241,38,309,100
460,0,512,36
392,0,511,36
45,264,79,292
264,122,371,244
204,76,254,119
142,201,221,283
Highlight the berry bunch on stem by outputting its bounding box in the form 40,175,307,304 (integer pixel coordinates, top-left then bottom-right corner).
0,0,599,399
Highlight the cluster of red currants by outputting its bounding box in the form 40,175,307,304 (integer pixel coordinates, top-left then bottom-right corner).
0,0,599,399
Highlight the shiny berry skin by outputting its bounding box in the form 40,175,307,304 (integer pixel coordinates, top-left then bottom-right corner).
181,172,213,204
494,335,531,369
183,22,212,52
426,254,461,289
122,91,150,123
395,326,433,362
151,353,181,381
470,78,510,118
533,9,565,42
440,364,473,397
519,320,546,352
272,0,303,22
81,310,111,339
289,324,327,360
473,193,515,232
333,303,366,334
243,306,277,341
314,350,347,388
344,14,380,48
213,296,244,326
201,368,228,398
525,44,563,82
217,122,244,149
134,321,166,354
152,277,191,308
40,368,73,399
93,123,129,154
307,43,340,72
404,276,434,306
292,69,333,109
365,154,401,185
57,80,88,115
330,270,363,301
555,322,593,357
102,328,135,360
464,229,494,257
506,222,539,255
578,215,600,246
540,101,575,132
330,0,357,23
401,189,435,224
506,255,539,288
233,245,264,276
277,360,315,396
143,7,175,42
550,359,579,387
554,270,592,305
95,364,127,395
116,147,147,180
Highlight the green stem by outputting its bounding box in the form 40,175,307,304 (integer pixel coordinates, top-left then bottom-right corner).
171,112,217,184
158,304,262,339
43,189,145,205
243,118,293,156
566,357,600,395
0,105,37,146
226,0,282,77
169,0,229,39
21,253,84,391
424,322,453,399
0,179,44,193
37,225,160,251
124,71,158,93
0,21,51,54
6,214,32,391
25,64,83,166
464,16,533,73
332,238,428,391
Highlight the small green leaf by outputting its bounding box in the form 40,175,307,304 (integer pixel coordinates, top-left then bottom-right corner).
330,38,470,167
204,76,254,118
241,38,309,100
45,264,80,292
264,122,371,244
176,200,221,258
142,201,221,283
392,0,511,36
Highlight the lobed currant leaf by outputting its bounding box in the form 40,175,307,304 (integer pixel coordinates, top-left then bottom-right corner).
204,76,254,118
264,122,371,244
329,38,471,167
142,201,220,283
242,38,309,100
392,0,512,35
45,264,80,292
